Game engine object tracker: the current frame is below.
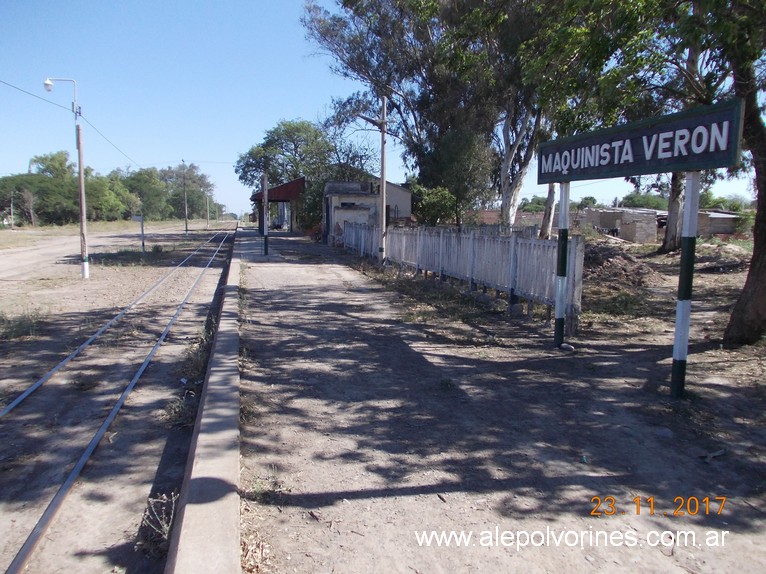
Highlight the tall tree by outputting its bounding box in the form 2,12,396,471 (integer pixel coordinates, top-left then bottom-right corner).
161,163,215,221
715,0,766,344
235,120,334,188
304,0,538,224
30,151,76,180
235,119,375,228
524,0,766,344
123,168,172,220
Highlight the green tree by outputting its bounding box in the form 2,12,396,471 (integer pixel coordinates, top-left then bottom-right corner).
160,163,215,221
106,170,142,218
30,151,76,180
519,195,549,213
410,182,456,226
236,120,334,189
620,192,669,210
523,0,766,344
418,128,495,226
578,196,599,210
85,176,125,221
235,119,375,229
0,174,50,226
303,1,544,225
123,168,172,220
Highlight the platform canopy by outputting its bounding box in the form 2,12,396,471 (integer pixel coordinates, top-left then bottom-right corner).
252,176,305,202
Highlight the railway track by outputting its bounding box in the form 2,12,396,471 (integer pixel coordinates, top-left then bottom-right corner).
0,229,234,573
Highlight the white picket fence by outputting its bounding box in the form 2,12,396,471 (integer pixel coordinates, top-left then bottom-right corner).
343,223,584,327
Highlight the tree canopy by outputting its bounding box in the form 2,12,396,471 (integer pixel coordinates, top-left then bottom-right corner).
235,119,378,229
302,0,765,344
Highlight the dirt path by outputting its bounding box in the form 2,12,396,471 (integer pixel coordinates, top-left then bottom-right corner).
239,235,765,574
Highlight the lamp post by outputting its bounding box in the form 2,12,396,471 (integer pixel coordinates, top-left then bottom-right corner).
360,96,387,263
44,77,89,279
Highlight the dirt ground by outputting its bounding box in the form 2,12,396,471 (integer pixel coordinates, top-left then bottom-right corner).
0,222,229,573
239,234,765,574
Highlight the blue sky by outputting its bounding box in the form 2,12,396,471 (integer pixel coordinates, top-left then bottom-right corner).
0,1,753,216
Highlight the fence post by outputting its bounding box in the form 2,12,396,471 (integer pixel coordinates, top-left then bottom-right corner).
439,229,445,281
415,227,422,275
508,234,518,310
566,235,584,335
469,231,477,291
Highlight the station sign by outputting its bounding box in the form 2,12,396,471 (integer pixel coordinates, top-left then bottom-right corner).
537,99,744,184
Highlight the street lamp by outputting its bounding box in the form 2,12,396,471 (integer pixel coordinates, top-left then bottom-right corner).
359,96,387,263
44,77,89,279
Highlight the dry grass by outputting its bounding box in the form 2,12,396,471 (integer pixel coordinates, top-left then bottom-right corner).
135,491,179,558
0,308,45,340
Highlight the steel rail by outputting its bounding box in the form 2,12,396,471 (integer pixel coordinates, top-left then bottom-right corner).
0,231,228,419
5,232,231,574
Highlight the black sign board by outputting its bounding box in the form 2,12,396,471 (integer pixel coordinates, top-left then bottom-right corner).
537,99,744,184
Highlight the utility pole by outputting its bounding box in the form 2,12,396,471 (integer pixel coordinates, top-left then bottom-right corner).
359,96,387,263
182,159,188,235
44,77,89,279
262,172,269,255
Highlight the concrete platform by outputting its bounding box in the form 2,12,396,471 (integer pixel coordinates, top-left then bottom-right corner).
164,226,261,574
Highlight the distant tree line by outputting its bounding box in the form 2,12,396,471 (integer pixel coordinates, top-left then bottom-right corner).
0,152,225,226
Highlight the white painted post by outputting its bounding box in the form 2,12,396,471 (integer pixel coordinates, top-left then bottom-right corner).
554,182,570,347
671,171,701,398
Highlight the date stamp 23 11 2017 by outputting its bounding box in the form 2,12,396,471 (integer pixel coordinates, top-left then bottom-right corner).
590,496,727,517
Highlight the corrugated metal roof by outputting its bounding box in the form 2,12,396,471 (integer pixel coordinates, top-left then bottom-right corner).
252,176,305,202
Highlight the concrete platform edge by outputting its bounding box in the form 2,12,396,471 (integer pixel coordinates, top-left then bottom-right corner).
164,225,242,574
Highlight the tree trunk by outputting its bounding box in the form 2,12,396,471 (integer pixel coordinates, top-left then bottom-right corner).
539,182,556,239
505,162,530,226
723,58,766,345
21,190,37,227
659,171,684,253
499,107,540,226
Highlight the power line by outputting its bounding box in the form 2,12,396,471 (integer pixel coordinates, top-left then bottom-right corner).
79,114,142,168
1,78,142,169
0,79,71,112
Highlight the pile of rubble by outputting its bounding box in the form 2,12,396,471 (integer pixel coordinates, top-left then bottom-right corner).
583,240,663,287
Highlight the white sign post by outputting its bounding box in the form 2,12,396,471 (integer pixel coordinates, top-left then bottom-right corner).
131,215,145,254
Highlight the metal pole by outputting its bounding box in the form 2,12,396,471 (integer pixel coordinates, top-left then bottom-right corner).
45,78,88,278
671,171,701,398
76,123,89,279
379,96,387,264
554,181,570,347
182,159,188,235
10,187,14,230
262,172,269,255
